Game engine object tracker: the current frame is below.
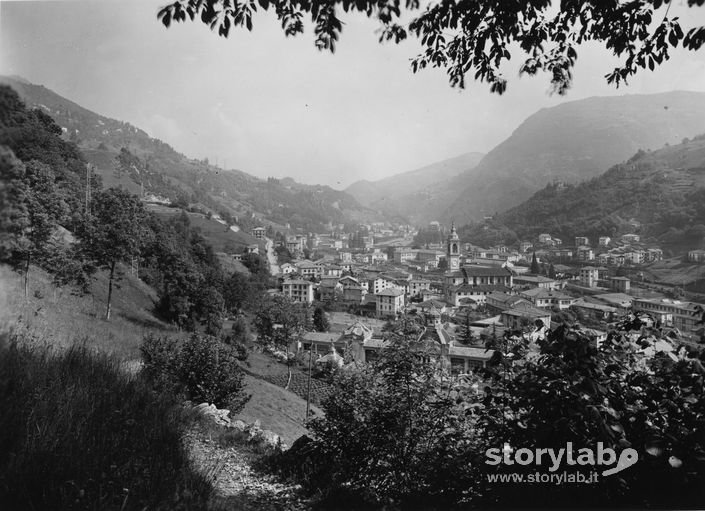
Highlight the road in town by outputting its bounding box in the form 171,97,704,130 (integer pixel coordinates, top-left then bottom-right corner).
265,238,280,276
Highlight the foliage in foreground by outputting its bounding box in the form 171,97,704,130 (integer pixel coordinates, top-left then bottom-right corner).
158,1,705,94
141,332,250,411
275,314,705,509
0,333,212,510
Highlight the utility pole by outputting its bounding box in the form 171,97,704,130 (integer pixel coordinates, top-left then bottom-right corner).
85,163,92,216
306,345,313,421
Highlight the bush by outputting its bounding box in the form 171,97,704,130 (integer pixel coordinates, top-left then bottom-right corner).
141,333,250,411
0,334,212,510
178,334,250,410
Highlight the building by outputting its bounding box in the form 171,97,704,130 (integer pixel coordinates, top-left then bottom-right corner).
598,237,611,247
460,265,514,287
318,277,343,301
519,288,575,310
282,279,314,304
519,241,533,253
368,276,398,295
417,249,445,267
279,262,295,275
295,260,319,278
376,288,405,317
621,234,640,244
633,298,704,335
450,284,511,307
570,300,618,323
579,266,599,288
688,249,705,263
607,276,630,293
251,226,266,239
408,278,432,298
575,236,589,247
513,275,559,290
577,246,595,262
393,248,417,264
500,303,552,330
538,233,552,244
447,223,461,271
485,292,531,314
342,286,367,304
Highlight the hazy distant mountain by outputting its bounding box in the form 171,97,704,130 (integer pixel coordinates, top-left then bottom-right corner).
442,91,705,224
346,152,484,223
1,75,379,234
462,135,705,252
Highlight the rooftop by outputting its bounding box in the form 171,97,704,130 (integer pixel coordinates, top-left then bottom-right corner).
377,288,405,297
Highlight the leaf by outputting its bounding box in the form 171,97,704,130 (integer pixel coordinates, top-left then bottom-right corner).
669,455,683,468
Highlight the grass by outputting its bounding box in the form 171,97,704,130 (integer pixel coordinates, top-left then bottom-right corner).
0,334,213,510
234,375,321,446
2,264,180,360
146,204,265,253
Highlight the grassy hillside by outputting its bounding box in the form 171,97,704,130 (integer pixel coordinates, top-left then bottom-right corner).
2,264,176,360
443,91,705,223
146,204,263,252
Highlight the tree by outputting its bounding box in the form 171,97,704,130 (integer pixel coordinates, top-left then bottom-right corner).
455,310,475,345
157,0,705,94
530,251,540,274
13,161,69,300
254,294,306,389
312,306,330,332
476,316,705,508
0,148,27,264
304,324,477,507
222,270,253,312
77,188,150,320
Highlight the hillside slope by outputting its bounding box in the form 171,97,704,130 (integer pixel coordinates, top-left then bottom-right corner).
346,152,484,222
466,135,705,253
443,91,705,223
0,75,379,233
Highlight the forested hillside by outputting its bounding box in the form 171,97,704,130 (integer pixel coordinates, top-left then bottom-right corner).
459,136,705,251
0,76,379,233
0,84,270,334
444,91,705,224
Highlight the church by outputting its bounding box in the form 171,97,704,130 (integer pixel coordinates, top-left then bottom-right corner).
443,223,514,306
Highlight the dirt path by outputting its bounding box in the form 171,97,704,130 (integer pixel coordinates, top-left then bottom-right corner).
265,237,280,276
185,430,310,510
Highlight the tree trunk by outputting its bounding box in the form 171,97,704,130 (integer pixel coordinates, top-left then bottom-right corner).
24,253,31,302
285,346,292,390
105,260,115,320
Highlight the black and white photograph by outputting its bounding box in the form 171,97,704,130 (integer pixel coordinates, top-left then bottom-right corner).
2,0,705,509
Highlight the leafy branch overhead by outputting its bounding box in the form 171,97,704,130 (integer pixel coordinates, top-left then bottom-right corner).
158,0,705,94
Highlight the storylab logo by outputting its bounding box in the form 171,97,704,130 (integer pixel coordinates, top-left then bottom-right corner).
486,442,639,477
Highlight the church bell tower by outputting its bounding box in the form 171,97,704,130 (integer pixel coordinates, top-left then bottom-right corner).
447,222,460,272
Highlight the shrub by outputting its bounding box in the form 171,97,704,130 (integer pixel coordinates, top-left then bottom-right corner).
299,334,478,508
178,334,250,410
0,334,212,510
140,333,180,393
141,333,250,411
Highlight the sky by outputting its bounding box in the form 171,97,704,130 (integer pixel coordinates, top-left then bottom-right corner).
2,1,705,189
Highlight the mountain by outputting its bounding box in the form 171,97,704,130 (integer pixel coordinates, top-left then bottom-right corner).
461,135,705,253
0,76,379,237
345,152,484,223
442,91,705,224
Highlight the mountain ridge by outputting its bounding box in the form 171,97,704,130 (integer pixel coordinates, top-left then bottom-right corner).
345,151,484,223
460,134,705,253
0,75,380,234
441,90,705,224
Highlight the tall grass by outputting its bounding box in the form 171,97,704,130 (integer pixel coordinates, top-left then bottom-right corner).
0,332,213,510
